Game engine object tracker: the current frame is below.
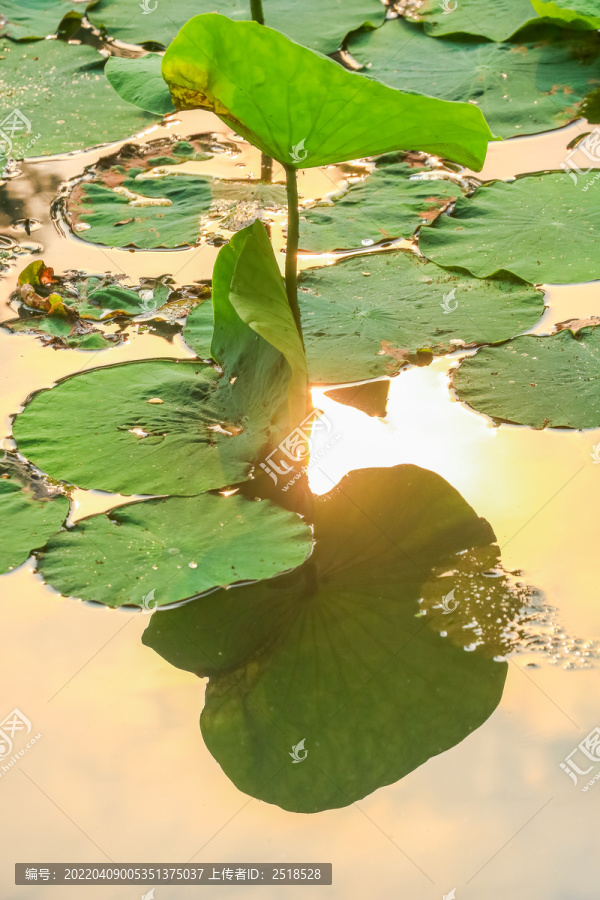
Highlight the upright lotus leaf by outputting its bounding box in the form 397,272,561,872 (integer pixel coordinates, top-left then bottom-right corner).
144,465,508,813
531,0,600,28
417,0,541,41
157,15,493,170
37,493,312,608
419,172,600,284
183,301,214,360
348,19,600,139
210,221,308,427
0,39,157,158
453,326,600,428
106,55,176,116
299,154,460,252
13,223,303,495
0,462,68,574
93,0,387,54
297,252,545,383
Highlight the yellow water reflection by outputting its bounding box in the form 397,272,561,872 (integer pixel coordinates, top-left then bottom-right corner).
1,115,599,900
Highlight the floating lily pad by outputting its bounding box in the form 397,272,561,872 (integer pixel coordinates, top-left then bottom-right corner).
13,361,245,495
37,492,312,608
417,0,541,42
0,38,157,158
0,462,68,574
91,0,386,54
66,134,272,249
69,171,213,250
13,223,303,495
15,260,175,319
419,171,600,284
0,0,80,39
144,465,507,812
297,251,545,383
453,326,600,428
348,18,600,138
299,154,460,252
157,14,492,170
531,0,600,29
5,314,122,350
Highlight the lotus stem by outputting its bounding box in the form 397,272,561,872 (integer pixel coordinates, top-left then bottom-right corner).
250,0,264,25
284,164,304,346
261,153,273,182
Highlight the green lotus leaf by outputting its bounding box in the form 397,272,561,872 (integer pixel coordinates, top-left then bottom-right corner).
0,38,157,158
92,0,386,54
13,223,303,495
5,315,120,351
183,301,214,360
419,171,600,284
211,221,308,427
144,464,507,812
417,0,541,41
531,0,600,29
106,55,176,116
158,14,493,170
0,462,68,574
297,251,545,383
348,18,600,139
71,171,213,250
453,326,600,428
37,492,312,608
16,261,173,320
299,154,460,252
0,0,81,39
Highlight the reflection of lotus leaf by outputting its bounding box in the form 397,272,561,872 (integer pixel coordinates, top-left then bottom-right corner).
144,465,509,812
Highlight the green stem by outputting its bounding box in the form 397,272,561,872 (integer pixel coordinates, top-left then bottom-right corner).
284,164,304,347
260,152,273,183
250,0,264,24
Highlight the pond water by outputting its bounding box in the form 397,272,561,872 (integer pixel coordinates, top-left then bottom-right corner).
1,106,599,900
